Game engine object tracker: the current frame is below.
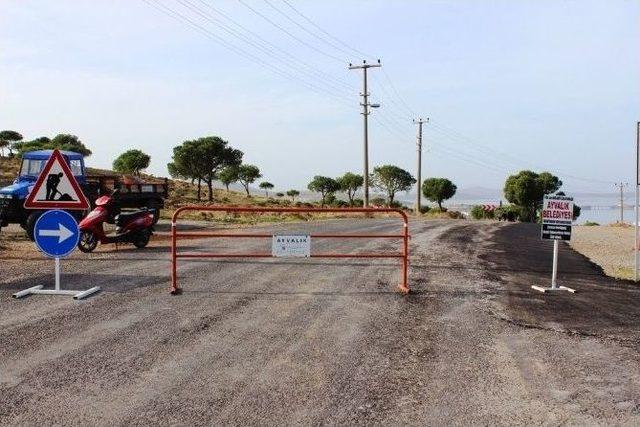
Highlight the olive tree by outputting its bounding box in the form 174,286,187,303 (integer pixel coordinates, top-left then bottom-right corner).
237,164,262,196
218,166,240,192
307,176,340,206
113,149,151,176
259,181,274,197
0,130,22,156
370,165,416,205
504,170,562,222
422,177,457,211
336,172,363,205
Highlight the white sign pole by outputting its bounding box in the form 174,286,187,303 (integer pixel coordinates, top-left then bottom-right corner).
551,240,559,289
633,122,640,282
633,183,640,282
55,257,61,291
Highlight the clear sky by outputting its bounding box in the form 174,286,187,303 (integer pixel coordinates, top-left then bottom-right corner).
1,0,638,196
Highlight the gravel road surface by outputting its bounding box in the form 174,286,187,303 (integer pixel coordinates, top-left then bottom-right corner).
1,219,639,426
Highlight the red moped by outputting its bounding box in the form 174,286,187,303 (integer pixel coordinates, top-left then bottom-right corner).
77,191,154,253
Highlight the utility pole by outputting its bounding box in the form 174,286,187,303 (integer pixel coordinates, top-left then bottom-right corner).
349,59,381,207
615,182,629,223
633,122,640,282
414,117,428,214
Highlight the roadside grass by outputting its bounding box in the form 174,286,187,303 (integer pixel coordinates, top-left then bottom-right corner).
613,266,633,280
419,209,465,220
0,156,20,184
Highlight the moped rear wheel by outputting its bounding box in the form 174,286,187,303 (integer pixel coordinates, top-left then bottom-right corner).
132,229,151,248
78,230,98,253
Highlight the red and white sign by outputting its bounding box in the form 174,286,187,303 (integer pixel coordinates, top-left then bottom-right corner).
482,204,497,212
23,150,90,210
541,195,573,240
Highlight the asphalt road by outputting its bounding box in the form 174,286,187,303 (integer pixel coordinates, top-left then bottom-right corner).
1,219,639,425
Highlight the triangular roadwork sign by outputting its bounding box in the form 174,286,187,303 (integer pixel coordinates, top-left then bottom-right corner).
23,149,90,210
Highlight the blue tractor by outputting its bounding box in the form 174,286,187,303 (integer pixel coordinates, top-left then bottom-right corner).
0,150,167,240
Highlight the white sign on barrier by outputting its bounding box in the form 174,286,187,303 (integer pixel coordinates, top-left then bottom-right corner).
272,234,311,257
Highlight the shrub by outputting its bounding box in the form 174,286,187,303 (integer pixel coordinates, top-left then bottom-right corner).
494,205,524,222
584,221,599,226
324,193,337,206
471,205,494,220
332,200,350,208
351,198,364,207
419,205,431,214
370,197,387,207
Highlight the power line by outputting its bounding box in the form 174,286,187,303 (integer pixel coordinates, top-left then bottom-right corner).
279,0,375,60
262,0,356,59
175,0,353,94
142,0,355,108
429,119,616,185
236,0,345,63
194,0,357,91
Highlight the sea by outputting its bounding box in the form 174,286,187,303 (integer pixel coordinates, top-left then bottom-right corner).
395,191,637,226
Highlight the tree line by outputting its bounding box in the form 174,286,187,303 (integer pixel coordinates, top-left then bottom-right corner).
166,136,270,202
306,165,457,209
0,130,92,157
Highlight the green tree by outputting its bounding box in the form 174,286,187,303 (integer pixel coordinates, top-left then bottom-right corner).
336,172,363,205
307,176,340,206
218,165,240,192
259,181,274,197
237,164,262,196
287,189,300,202
176,136,243,202
0,130,23,156
503,170,562,222
112,149,151,176
167,140,208,200
13,134,92,157
370,165,416,205
422,177,457,211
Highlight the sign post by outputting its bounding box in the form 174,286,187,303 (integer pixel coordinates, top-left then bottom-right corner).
13,210,100,299
635,121,639,282
532,194,576,293
14,150,98,300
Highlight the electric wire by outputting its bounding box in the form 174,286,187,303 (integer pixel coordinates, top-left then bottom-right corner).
143,0,356,109
175,0,353,94
279,0,376,60
236,0,346,63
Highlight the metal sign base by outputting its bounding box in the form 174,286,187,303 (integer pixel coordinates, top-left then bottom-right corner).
531,240,576,294
12,257,100,300
531,285,576,293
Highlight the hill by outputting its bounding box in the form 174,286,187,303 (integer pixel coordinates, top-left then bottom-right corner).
0,156,20,184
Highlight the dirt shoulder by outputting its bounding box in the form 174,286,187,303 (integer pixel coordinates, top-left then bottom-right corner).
570,224,635,280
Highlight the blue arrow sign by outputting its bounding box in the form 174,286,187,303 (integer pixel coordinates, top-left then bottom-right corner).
34,210,80,258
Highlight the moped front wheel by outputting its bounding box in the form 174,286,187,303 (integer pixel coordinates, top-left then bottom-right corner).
78,230,98,253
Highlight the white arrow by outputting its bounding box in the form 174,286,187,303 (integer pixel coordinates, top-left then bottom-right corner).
39,223,74,244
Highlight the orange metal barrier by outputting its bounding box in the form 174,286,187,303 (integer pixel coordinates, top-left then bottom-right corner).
170,206,410,295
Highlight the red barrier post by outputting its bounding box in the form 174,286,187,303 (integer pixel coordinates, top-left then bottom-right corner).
170,206,409,295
